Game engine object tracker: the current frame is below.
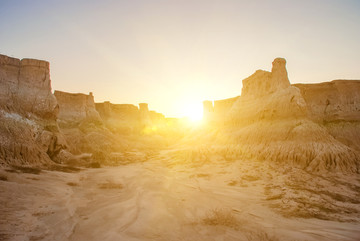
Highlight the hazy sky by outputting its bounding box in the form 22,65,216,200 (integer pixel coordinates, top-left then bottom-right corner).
1,0,359,118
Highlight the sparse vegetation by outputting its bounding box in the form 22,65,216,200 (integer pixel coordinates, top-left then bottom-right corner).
98,181,123,189
202,208,240,229
0,174,8,181
246,230,279,241
26,177,40,181
265,194,283,201
10,165,41,174
87,162,101,168
47,165,81,173
241,175,260,182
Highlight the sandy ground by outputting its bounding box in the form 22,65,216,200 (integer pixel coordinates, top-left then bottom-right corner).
1,154,360,241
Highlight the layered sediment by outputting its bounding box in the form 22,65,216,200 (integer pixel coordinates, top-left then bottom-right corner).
54,91,102,126
0,54,65,166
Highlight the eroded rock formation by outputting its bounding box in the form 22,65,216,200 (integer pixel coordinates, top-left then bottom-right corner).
54,91,102,126
0,54,65,166
230,58,307,124
294,80,360,123
202,57,360,173
0,54,58,119
95,102,141,133
95,102,139,121
294,80,360,152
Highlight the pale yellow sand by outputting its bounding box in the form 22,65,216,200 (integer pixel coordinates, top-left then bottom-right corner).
1,155,360,241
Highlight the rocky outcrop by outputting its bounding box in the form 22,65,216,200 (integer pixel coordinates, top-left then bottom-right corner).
203,97,239,123
202,58,360,173
294,80,360,123
95,102,141,133
0,54,58,119
95,102,139,121
229,58,307,124
294,80,360,152
203,101,214,120
241,58,290,98
214,97,239,116
54,91,102,126
95,101,165,133
149,110,165,123
0,54,65,166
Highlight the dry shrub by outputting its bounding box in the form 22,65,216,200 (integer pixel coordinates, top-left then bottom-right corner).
246,230,279,241
202,208,239,229
98,181,123,189
47,165,81,173
0,174,8,181
67,182,78,186
241,175,260,182
10,165,41,174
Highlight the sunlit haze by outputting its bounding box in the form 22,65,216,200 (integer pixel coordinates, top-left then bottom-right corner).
1,0,359,118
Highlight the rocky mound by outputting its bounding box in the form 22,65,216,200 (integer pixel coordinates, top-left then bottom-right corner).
0,54,66,166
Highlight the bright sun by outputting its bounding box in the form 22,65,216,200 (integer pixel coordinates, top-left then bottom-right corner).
182,102,203,122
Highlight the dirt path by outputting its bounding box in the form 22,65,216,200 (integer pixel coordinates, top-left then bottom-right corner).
1,156,360,241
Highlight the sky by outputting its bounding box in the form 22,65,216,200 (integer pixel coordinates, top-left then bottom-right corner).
1,0,360,118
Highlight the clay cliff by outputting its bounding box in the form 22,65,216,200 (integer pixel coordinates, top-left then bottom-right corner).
54,91,102,126
294,80,360,123
201,58,360,173
294,80,360,153
0,54,65,166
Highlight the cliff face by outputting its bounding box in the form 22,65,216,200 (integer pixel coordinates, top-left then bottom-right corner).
294,80,360,123
54,91,102,126
294,80,360,152
95,102,141,133
0,54,58,119
0,54,65,166
95,102,139,121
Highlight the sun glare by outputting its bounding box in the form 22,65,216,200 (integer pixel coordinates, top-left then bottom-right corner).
182,102,203,122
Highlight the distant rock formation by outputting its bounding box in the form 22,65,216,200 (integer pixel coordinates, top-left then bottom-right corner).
95,101,165,133
0,54,65,166
203,100,214,120
54,91,102,126
203,97,239,123
202,58,360,173
149,110,165,123
294,80,360,123
95,102,139,121
95,102,140,133
294,80,360,153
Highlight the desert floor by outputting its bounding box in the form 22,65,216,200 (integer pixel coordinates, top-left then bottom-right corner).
1,152,360,241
